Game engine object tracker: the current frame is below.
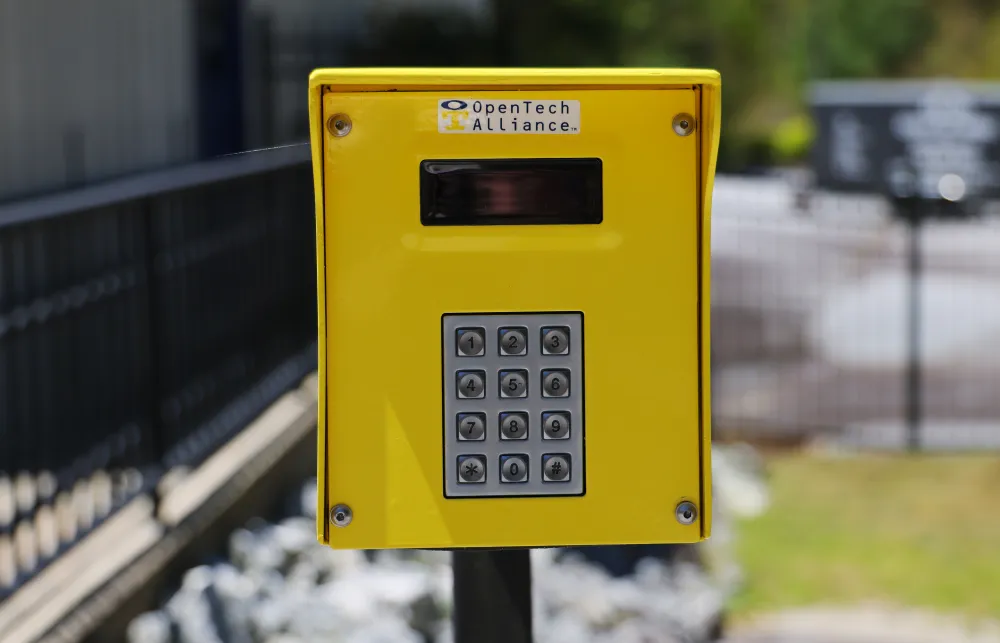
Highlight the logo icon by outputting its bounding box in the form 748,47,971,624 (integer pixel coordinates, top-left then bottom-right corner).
439,99,469,131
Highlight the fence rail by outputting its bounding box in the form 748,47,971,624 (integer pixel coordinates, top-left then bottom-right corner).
0,144,317,599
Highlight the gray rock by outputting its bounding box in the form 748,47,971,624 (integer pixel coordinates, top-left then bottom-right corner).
126,611,174,643
132,448,767,643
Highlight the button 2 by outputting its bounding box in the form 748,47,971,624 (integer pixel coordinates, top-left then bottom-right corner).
500,455,529,483
541,327,569,355
458,455,486,483
457,412,486,441
499,370,528,398
457,371,486,399
500,412,528,440
498,327,527,356
456,328,485,356
541,369,570,398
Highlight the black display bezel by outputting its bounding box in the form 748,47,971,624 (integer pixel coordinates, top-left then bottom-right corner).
419,158,603,226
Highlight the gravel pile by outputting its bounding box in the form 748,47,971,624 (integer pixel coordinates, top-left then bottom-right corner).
127,445,768,643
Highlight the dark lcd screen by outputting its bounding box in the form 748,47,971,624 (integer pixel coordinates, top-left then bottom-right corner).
420,158,603,226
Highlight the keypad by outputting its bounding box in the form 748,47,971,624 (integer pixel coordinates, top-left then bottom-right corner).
442,312,585,498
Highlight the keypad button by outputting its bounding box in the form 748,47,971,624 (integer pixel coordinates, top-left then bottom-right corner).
499,412,529,440
457,413,486,441
541,369,570,398
542,454,571,482
499,370,528,398
542,412,570,439
541,327,570,355
498,327,527,356
456,328,485,356
500,455,529,483
457,455,486,483
457,371,486,399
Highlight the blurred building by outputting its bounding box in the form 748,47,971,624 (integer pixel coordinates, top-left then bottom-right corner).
0,0,490,203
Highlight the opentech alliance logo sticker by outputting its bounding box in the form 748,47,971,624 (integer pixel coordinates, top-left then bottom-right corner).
438,99,471,132
438,98,581,134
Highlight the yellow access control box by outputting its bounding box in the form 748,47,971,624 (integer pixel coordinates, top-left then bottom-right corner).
309,68,720,550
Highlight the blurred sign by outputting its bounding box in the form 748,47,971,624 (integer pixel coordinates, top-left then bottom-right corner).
810,80,1000,202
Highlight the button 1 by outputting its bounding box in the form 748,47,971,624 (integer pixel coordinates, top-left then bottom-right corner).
542,412,570,439
541,369,570,398
498,327,527,356
541,327,570,355
457,371,486,399
500,455,529,483
542,454,571,482
499,412,529,440
499,370,528,398
456,328,485,356
457,455,486,483
457,412,486,441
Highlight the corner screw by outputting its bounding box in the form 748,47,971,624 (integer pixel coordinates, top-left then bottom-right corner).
675,501,698,525
330,503,353,527
327,114,352,137
673,113,696,137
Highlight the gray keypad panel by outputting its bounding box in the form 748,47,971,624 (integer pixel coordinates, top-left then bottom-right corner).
442,313,585,498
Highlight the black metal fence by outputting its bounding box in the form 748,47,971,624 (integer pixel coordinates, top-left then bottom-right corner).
710,175,1000,451
0,144,317,599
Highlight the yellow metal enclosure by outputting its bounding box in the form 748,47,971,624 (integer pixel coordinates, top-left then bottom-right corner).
310,69,721,550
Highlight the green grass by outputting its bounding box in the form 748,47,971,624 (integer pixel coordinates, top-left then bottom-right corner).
729,452,1000,619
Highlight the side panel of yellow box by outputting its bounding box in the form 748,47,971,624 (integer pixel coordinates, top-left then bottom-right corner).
308,69,720,548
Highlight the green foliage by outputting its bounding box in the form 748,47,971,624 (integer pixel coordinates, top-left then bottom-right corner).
355,0,980,170
771,114,815,164
808,0,935,78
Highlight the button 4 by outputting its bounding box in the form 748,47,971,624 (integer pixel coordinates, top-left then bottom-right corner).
457,370,486,399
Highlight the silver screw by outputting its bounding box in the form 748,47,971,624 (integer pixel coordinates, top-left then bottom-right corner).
672,113,696,136
330,504,353,527
675,501,698,525
327,114,352,137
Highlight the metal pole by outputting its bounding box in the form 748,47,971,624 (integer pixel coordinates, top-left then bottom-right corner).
905,213,923,452
453,549,533,643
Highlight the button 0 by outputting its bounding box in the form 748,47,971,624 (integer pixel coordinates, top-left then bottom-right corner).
456,328,485,356
498,327,527,356
542,412,570,439
500,455,529,483
457,371,486,399
541,370,570,398
542,454,571,482
541,327,570,355
457,412,486,441
457,455,486,483
499,370,528,398
499,412,528,440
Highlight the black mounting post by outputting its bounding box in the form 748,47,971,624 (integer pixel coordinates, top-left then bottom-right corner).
452,549,533,643
904,209,923,453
